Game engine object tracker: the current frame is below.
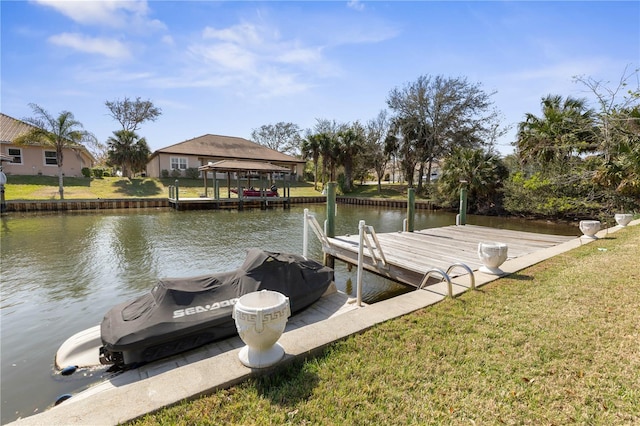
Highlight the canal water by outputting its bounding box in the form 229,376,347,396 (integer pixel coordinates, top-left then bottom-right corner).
0,205,578,423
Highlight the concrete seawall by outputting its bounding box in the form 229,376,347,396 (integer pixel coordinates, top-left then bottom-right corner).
4,196,433,213
337,196,433,210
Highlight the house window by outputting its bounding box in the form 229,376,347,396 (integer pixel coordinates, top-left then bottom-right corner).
7,148,22,164
44,151,58,166
170,157,188,170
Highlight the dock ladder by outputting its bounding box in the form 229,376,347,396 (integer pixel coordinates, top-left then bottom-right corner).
303,209,333,257
417,263,475,298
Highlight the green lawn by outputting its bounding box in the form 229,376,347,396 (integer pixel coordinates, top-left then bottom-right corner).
129,225,640,425
2,176,411,200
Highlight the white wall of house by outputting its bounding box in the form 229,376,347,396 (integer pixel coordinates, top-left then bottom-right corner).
1,144,93,177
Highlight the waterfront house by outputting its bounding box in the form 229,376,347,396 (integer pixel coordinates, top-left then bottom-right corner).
0,113,95,177
145,134,305,179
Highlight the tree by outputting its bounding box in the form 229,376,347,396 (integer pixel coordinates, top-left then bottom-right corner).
515,94,597,173
364,110,391,193
437,147,508,213
105,96,162,132
385,116,422,187
574,65,640,162
312,119,342,184
106,130,151,178
85,138,108,166
575,66,640,211
14,103,95,199
387,74,501,192
336,122,365,192
301,134,322,191
251,122,302,156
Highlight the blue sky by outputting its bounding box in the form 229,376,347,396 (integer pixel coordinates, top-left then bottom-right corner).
1,1,638,156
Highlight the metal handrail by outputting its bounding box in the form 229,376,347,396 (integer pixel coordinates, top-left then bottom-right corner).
303,209,332,257
356,220,388,307
446,262,475,290
417,267,453,298
362,224,388,268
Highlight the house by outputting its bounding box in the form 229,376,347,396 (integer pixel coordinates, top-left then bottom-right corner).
146,134,306,179
0,113,95,177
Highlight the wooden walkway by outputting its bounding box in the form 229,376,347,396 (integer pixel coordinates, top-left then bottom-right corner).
326,225,577,287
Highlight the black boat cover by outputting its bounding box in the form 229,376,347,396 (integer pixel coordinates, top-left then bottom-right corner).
100,249,333,365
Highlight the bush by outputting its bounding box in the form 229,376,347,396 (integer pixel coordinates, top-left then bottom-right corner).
92,168,104,178
185,167,200,179
81,167,91,178
161,169,169,178
102,170,110,177
171,169,182,178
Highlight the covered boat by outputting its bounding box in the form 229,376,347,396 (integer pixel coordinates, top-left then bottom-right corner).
99,249,333,368
230,185,279,197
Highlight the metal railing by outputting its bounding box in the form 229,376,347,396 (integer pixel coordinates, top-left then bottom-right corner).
303,209,332,258
355,220,389,307
418,268,453,297
446,262,475,290
417,262,475,297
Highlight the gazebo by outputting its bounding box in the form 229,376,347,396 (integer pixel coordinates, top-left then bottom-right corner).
198,159,291,200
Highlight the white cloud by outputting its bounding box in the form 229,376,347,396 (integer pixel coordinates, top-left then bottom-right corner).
48,32,131,59
202,23,264,46
33,0,165,31
161,35,175,46
186,20,332,98
347,1,365,12
191,42,258,71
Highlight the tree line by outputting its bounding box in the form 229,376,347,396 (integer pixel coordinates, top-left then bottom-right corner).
14,67,638,218
257,68,639,220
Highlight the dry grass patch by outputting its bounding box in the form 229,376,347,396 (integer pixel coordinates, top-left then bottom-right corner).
130,226,639,425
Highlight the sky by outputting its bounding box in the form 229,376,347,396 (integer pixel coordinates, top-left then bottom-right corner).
1,1,638,156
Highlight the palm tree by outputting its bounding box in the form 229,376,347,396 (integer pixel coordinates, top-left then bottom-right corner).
14,103,94,199
301,134,321,191
438,147,508,212
336,123,365,192
516,95,596,172
106,130,151,178
317,132,339,183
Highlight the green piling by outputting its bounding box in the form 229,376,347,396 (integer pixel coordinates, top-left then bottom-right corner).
326,182,336,238
458,180,468,225
325,182,337,269
407,187,415,232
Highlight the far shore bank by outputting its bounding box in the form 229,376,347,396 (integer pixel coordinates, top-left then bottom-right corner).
2,195,438,213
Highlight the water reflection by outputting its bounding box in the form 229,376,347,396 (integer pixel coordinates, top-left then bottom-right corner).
0,206,578,423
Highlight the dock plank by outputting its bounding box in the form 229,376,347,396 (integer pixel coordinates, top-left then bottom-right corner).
327,225,575,287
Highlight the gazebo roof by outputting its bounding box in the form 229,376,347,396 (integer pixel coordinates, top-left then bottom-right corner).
198,160,290,173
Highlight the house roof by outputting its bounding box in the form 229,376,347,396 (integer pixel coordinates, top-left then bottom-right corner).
0,113,37,142
152,134,305,164
199,160,290,173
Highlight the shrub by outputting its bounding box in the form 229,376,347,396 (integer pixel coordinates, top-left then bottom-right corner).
171,169,182,178
102,170,110,177
92,168,104,178
81,167,91,178
161,169,169,178
185,167,200,179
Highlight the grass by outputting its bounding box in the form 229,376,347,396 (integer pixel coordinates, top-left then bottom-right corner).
129,225,640,425
2,176,410,200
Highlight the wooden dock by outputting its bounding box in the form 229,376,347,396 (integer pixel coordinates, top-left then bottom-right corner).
168,196,291,210
325,225,577,287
